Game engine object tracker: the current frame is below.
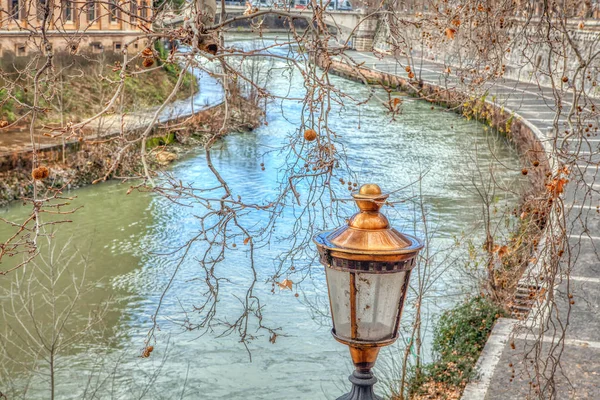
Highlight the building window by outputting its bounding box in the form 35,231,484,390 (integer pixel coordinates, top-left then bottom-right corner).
141,1,148,19
114,42,122,51
87,1,96,22
63,0,73,21
11,0,19,19
110,0,120,22
37,0,46,20
16,44,26,56
130,0,138,23
90,42,103,53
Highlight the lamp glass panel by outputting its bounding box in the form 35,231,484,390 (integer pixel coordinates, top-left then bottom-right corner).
325,267,351,339
355,271,406,341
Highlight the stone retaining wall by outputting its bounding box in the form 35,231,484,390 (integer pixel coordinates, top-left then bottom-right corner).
0,103,223,173
322,58,553,193
320,54,565,400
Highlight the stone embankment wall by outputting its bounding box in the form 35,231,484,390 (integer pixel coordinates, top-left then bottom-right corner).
320,50,561,400
0,95,264,207
0,104,221,173
0,104,221,207
321,57,552,193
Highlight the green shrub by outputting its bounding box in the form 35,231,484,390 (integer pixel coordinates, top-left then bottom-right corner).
0,88,29,123
409,296,507,395
146,133,175,149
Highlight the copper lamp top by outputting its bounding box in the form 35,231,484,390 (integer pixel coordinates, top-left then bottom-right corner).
313,184,423,260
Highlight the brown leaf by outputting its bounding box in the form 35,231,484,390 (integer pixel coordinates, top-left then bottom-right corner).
497,246,508,258
445,28,456,40
277,279,293,290
269,332,277,344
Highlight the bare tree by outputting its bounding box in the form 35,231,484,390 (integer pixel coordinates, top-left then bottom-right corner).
0,238,107,399
1,0,598,398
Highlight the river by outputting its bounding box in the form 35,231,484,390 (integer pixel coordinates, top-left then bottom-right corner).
0,37,524,399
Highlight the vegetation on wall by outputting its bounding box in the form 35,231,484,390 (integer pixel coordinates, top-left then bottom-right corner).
407,296,507,400
0,51,197,126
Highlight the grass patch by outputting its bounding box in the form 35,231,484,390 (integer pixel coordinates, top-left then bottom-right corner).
146,133,175,149
0,51,197,126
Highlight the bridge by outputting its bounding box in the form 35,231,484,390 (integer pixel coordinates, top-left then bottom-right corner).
163,5,376,51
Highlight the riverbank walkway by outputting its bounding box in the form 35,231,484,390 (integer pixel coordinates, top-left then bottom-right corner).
339,50,600,398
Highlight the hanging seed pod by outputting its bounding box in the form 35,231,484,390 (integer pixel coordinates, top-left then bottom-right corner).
304,129,317,141
142,57,154,68
141,47,153,57
141,345,154,358
32,166,50,181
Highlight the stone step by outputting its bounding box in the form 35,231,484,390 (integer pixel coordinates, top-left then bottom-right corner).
509,283,543,320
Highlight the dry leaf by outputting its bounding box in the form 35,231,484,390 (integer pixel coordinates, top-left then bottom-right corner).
445,28,456,40
277,279,293,290
497,246,508,258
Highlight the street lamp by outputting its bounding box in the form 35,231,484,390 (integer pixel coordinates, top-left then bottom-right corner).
313,183,423,400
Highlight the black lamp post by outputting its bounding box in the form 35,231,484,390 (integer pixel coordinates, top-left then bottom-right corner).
313,183,423,400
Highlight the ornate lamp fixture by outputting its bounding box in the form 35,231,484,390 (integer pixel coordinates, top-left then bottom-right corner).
313,184,423,400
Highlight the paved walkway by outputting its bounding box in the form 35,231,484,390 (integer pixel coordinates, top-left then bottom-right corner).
341,50,600,399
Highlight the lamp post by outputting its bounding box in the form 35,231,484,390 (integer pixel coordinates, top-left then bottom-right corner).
313,183,423,400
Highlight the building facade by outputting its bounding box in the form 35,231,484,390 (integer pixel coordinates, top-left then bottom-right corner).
0,0,152,56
